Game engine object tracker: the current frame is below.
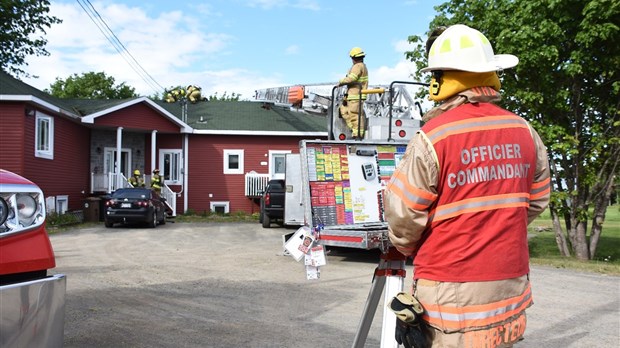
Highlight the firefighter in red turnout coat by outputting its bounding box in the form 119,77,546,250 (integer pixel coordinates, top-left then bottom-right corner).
384,24,551,347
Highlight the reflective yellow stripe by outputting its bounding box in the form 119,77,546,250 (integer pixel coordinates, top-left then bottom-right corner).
387,171,437,211
426,116,530,145
530,177,550,200
347,94,367,101
421,283,532,330
431,193,529,222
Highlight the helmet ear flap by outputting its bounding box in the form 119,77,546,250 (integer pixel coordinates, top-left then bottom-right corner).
430,71,443,96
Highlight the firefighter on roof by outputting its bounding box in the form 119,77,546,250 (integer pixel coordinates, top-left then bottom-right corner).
338,47,369,139
187,85,202,103
384,24,551,347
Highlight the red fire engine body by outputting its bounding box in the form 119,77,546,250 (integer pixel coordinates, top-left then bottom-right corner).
0,169,66,347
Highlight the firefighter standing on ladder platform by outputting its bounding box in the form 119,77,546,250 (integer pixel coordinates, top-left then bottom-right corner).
384,24,551,347
338,47,368,139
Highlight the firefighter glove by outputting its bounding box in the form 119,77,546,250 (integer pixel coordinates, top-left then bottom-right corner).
389,292,428,348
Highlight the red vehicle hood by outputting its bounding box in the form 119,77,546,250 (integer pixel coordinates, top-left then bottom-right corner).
0,169,34,185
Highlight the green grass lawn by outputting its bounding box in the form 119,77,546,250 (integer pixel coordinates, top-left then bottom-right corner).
527,205,620,275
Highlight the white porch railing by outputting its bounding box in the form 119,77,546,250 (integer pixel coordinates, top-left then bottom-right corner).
160,184,177,217
91,173,131,193
245,172,270,197
111,173,131,192
91,173,108,193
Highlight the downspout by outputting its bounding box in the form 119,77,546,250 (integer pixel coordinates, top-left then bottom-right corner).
183,133,189,214
151,130,157,171
116,127,123,188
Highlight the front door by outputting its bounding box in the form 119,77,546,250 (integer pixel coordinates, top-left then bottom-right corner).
269,150,290,180
104,148,132,178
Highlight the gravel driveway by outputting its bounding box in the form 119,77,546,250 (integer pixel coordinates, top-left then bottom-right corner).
50,222,620,347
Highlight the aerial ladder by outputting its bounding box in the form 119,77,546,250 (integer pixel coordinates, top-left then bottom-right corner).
253,81,429,142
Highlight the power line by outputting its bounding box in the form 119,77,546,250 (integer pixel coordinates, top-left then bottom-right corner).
77,0,164,94
76,0,166,95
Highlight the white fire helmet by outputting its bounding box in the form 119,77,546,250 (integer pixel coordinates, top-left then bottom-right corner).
421,24,518,73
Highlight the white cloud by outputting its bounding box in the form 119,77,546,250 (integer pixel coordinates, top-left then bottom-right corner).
19,1,428,104
246,0,287,9
372,61,418,84
285,45,300,55
292,1,321,11
394,39,418,53
23,2,236,97
246,0,320,10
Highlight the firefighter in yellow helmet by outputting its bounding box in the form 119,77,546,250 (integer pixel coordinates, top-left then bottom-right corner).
150,168,162,194
338,47,369,139
384,24,551,347
187,85,202,103
128,169,145,187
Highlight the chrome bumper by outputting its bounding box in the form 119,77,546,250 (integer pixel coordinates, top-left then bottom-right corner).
0,274,66,348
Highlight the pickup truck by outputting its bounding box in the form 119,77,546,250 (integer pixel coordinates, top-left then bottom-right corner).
259,179,285,228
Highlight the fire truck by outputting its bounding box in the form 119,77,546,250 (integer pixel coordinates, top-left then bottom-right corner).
254,81,428,250
0,169,66,347
257,81,430,347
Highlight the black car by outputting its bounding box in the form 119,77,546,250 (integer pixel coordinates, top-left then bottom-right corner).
259,179,285,228
104,188,167,228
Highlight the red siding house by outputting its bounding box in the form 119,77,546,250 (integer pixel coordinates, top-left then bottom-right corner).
0,71,327,217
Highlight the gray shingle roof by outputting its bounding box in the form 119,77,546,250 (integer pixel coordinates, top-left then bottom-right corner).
0,70,77,112
0,71,327,133
155,100,328,132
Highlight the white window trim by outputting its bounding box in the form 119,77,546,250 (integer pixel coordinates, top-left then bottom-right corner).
210,201,230,214
56,195,69,214
45,196,56,214
223,149,244,175
104,147,132,178
159,149,183,185
268,150,291,179
35,112,54,159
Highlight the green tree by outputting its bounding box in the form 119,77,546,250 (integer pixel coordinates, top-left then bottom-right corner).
207,91,241,101
46,71,138,99
405,0,619,260
0,0,62,77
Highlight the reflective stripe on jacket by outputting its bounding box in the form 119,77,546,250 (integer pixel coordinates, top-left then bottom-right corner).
128,176,144,187
386,101,551,282
415,276,532,333
418,103,538,281
151,175,162,189
385,90,550,339
339,62,368,100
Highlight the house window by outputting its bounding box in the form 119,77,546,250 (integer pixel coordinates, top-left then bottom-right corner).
56,195,69,214
160,150,182,184
45,196,56,214
104,148,132,178
269,150,291,180
210,201,230,214
35,113,54,159
223,149,244,174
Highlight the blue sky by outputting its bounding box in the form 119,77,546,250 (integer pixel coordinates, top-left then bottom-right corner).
23,0,444,100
